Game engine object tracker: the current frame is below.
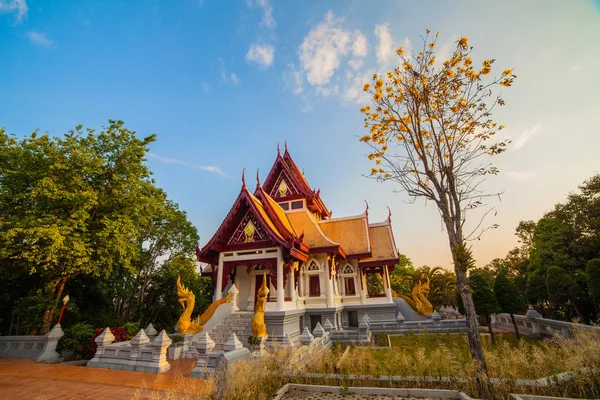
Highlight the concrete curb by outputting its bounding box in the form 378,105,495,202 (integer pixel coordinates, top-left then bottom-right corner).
273,383,476,400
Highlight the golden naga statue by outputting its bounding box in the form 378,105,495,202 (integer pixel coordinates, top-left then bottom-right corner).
251,272,269,337
392,278,434,316
176,275,231,334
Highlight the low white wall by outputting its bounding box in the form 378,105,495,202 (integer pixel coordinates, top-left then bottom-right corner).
0,324,63,363
491,307,600,338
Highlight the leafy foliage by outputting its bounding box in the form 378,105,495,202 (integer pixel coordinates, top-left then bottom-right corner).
390,261,457,308
58,322,94,359
469,272,501,318
0,121,209,336
493,274,526,316
586,259,600,304
366,272,385,296
481,174,600,324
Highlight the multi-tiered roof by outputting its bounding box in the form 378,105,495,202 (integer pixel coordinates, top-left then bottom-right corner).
196,147,399,268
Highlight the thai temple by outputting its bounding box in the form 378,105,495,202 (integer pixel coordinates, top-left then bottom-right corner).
196,146,463,343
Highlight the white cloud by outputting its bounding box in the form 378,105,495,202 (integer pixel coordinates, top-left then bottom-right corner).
283,65,304,95
256,0,276,29
27,31,54,47
352,31,368,57
513,123,542,150
246,43,274,69
0,0,28,23
348,31,368,71
148,153,227,176
348,58,363,71
374,24,394,66
299,11,368,86
218,58,241,84
570,64,581,72
292,70,303,94
342,69,374,104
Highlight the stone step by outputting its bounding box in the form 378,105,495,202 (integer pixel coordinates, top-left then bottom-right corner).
205,312,255,350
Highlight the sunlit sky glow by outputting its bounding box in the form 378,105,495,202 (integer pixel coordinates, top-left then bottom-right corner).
1,0,599,269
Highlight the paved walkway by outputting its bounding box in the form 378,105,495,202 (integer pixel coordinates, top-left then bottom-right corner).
0,358,206,400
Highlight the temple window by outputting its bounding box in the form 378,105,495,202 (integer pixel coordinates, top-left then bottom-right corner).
344,277,356,295
309,276,320,297
291,200,303,210
279,202,290,210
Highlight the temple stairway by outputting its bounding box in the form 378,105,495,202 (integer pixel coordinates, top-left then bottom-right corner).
207,311,254,351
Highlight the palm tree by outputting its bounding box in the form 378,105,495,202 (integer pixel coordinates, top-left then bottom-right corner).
431,270,458,308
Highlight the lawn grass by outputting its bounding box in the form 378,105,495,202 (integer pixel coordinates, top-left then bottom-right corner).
338,332,564,380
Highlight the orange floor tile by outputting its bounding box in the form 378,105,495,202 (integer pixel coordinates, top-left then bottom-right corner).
0,358,206,400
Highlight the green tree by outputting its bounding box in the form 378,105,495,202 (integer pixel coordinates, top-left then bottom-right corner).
0,121,171,333
141,255,212,332
389,254,415,295
546,266,584,322
493,274,526,340
105,197,199,323
469,272,501,344
366,272,385,296
586,259,600,304
430,270,458,308
529,218,579,272
526,267,548,308
357,30,516,388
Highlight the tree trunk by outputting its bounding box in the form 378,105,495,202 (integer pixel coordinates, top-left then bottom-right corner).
510,313,521,341
449,235,489,397
486,314,495,345
41,276,69,334
571,301,585,323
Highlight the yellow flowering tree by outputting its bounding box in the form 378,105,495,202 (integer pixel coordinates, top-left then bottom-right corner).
359,30,516,389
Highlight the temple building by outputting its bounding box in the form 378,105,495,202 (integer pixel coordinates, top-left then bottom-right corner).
196,146,401,341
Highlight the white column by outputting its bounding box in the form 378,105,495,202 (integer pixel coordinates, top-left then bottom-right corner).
326,257,334,308
304,273,309,297
297,268,303,298
385,265,393,303
290,266,297,305
277,250,285,311
359,269,367,304
215,253,224,300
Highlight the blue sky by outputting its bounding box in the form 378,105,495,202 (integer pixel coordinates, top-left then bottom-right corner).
1,0,600,269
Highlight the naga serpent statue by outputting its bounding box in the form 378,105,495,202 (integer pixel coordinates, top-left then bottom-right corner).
393,278,434,316
251,271,269,338
176,275,231,334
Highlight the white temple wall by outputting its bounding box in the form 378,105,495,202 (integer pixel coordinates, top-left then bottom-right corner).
234,266,251,311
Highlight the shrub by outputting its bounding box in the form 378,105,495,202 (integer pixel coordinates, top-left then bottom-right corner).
85,326,132,359
122,322,140,336
58,322,94,360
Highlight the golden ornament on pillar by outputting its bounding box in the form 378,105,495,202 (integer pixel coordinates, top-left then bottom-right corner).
176,276,231,334
251,272,269,337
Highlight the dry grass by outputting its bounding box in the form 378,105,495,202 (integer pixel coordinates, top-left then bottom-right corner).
132,328,600,400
